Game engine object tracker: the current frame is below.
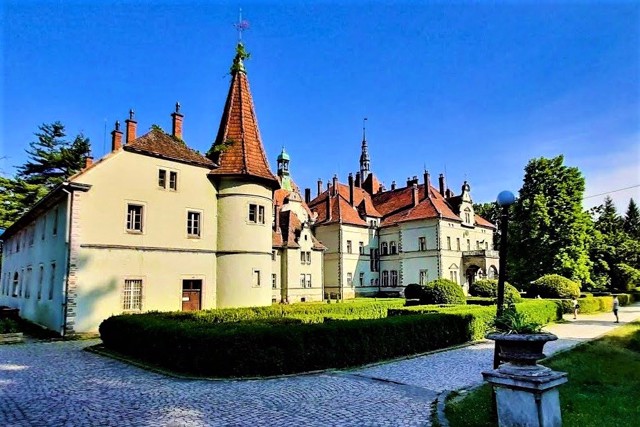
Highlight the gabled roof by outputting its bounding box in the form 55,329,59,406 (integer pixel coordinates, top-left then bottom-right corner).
362,173,381,195
273,209,325,250
309,191,369,226
309,182,382,218
208,45,278,187
375,184,461,226
124,129,214,168
474,214,495,229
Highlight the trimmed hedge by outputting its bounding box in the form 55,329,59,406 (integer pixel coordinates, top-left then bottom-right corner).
404,283,423,300
468,279,522,304
530,274,580,299
420,278,466,305
555,296,613,315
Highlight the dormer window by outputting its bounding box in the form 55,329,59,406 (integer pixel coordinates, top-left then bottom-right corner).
464,207,472,224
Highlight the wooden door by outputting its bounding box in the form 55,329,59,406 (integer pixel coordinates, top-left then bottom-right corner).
182,279,202,311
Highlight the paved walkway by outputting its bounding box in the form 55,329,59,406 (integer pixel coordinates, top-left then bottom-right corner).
1,304,638,427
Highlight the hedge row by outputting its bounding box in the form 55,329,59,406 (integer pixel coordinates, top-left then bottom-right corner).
556,294,635,314
145,298,406,324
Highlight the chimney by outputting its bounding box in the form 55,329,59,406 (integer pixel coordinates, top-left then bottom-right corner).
412,183,419,206
424,171,431,198
326,193,331,220
355,172,361,188
446,188,454,198
391,181,396,191
125,109,137,143
111,120,123,151
407,176,419,187
348,173,354,206
439,174,446,196
317,178,323,196
274,204,281,231
171,102,183,139
304,188,311,204
84,156,94,169
332,174,338,196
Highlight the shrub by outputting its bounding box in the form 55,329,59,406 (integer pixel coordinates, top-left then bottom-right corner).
0,319,19,333
530,274,580,299
420,278,466,305
555,296,613,314
612,263,640,292
468,279,522,304
404,283,423,300
466,297,495,306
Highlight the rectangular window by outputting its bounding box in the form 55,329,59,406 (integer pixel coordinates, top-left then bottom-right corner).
359,272,365,287
476,241,481,250
37,265,44,300
370,278,375,287
158,169,167,188
271,251,276,261
347,240,352,254
300,273,306,288
347,272,353,287
419,237,427,251
19,268,24,297
370,249,375,271
123,279,143,311
467,239,471,251
419,269,428,286
456,238,461,251
359,241,364,254
382,271,389,287
24,267,32,298
306,251,311,265
391,270,398,287
249,204,265,224
300,252,306,265
374,249,380,272
41,217,46,240
390,242,397,254
450,271,459,284
53,208,59,236
48,263,56,300
272,274,277,289
306,274,312,288
447,236,451,250
187,211,201,237
127,204,144,232
252,270,261,287
169,171,178,190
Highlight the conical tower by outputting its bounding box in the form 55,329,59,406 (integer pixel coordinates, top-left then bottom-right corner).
209,42,276,308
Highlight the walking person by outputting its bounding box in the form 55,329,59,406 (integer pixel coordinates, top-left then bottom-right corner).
572,297,579,320
613,296,620,323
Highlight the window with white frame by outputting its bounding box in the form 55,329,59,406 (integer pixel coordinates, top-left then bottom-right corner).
48,263,56,300
306,274,312,288
346,240,352,254
390,241,397,254
382,271,389,287
347,272,353,287
419,237,427,251
248,204,265,224
272,274,277,289
359,272,365,287
300,274,306,288
391,270,398,287
123,279,142,311
419,269,428,286
464,208,471,224
24,267,32,298
12,272,19,297
381,242,388,255
169,171,178,191
456,238,461,251
187,211,201,237
252,270,261,287
306,251,311,264
126,204,144,232
450,270,458,284
447,236,451,250
158,169,167,188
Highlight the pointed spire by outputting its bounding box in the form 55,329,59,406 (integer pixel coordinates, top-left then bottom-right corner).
359,117,370,181
208,44,278,188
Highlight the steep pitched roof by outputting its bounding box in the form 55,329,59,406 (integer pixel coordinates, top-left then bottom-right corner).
208,45,278,187
273,209,325,250
374,184,461,225
124,129,214,168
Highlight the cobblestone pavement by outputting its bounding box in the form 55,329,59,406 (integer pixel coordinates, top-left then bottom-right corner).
1,304,638,427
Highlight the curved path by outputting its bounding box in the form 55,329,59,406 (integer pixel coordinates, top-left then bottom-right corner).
1,304,638,427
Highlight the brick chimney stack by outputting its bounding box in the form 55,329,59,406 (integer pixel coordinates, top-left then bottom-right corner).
424,171,431,198
332,174,338,196
412,183,419,206
305,188,311,204
125,109,137,143
111,120,123,151
84,156,94,169
274,203,281,231
171,102,183,139
348,173,354,206
317,178,323,197
355,172,361,188
391,181,396,191
439,174,446,196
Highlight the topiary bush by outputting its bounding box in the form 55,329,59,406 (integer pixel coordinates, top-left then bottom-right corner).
530,274,580,299
404,283,423,300
468,279,522,304
420,278,466,305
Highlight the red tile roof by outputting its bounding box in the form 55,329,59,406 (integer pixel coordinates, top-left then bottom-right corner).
123,129,214,168
474,214,495,229
208,66,278,187
273,209,325,250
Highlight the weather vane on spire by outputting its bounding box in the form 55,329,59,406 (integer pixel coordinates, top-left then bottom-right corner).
234,8,250,42
363,117,368,142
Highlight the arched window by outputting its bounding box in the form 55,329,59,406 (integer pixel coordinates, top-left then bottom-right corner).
390,241,397,254
12,272,19,297
381,242,388,255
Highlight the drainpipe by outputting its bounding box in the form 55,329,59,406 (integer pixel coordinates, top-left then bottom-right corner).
61,186,74,336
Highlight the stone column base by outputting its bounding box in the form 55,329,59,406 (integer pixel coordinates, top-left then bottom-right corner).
483,364,568,427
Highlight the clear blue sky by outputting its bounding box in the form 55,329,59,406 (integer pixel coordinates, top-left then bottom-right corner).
2,1,639,210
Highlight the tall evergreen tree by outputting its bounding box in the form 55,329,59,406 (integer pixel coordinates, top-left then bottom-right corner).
508,155,592,287
623,198,640,239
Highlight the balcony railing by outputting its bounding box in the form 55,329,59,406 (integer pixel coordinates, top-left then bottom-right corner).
462,249,499,258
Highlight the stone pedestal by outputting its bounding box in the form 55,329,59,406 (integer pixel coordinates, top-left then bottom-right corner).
483,364,567,427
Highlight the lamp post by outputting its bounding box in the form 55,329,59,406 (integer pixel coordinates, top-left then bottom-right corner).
493,190,516,369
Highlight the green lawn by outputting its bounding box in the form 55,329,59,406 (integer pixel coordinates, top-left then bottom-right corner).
445,320,640,427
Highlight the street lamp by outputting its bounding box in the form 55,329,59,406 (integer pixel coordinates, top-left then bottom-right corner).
493,190,516,369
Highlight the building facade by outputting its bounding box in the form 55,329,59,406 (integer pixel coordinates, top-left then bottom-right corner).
0,44,325,334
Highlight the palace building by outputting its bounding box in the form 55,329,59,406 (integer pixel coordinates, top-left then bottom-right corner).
0,43,496,334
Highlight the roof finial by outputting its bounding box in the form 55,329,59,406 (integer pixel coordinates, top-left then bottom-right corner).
129,109,135,120
175,102,181,113
362,117,368,142
234,8,250,43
